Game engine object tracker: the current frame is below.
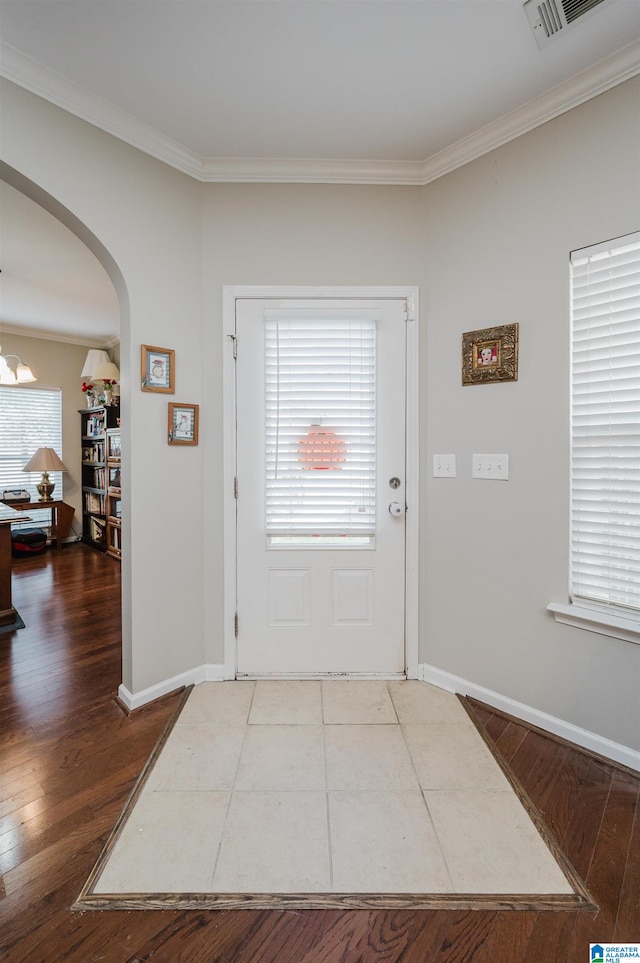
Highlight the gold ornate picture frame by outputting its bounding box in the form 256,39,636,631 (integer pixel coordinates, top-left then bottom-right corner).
462,323,519,386
141,344,175,393
168,402,199,445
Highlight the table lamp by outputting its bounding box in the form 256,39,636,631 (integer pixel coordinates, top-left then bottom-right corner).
23,448,68,501
80,349,110,379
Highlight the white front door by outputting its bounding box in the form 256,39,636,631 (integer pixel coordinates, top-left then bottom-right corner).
234,297,408,676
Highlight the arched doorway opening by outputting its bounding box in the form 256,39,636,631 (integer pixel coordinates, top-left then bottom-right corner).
0,160,131,689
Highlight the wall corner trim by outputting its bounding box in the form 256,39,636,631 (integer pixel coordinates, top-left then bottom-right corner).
418,663,640,773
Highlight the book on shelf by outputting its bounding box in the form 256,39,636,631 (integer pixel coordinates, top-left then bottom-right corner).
85,413,106,438
89,517,106,544
84,491,105,514
87,467,106,488
107,438,122,459
82,441,105,463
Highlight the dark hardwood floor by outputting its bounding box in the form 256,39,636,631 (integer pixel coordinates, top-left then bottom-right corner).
1,545,638,962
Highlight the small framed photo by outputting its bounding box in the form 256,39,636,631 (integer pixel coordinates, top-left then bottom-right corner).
462,323,519,386
168,403,199,445
141,344,175,393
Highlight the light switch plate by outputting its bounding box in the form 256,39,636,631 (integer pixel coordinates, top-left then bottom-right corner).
472,454,509,480
433,454,456,478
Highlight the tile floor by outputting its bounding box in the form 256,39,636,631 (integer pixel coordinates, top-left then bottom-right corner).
94,681,575,896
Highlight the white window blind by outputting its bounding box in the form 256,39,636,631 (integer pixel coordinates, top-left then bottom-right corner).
570,232,640,613
0,386,63,517
265,315,376,543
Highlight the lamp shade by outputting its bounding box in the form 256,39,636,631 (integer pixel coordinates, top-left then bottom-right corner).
15,362,37,383
81,349,110,379
92,361,120,382
23,447,68,473
0,345,37,385
0,355,15,384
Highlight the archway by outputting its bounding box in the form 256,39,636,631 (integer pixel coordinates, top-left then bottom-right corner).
0,160,131,690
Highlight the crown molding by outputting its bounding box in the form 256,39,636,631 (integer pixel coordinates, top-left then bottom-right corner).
0,43,204,179
2,38,639,186
419,37,640,185
199,156,425,185
0,321,118,348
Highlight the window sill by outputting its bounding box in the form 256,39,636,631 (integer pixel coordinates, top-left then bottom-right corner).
547,602,640,645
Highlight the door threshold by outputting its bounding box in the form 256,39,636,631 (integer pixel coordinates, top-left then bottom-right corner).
236,672,408,681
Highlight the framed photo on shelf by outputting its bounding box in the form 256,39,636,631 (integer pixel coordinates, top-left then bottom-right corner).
462,323,519,386
141,344,175,393
168,403,199,446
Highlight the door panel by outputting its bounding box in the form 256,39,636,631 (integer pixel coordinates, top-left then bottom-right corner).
236,298,407,675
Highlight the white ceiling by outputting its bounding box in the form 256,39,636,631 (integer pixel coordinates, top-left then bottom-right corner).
0,181,120,344
1,0,639,342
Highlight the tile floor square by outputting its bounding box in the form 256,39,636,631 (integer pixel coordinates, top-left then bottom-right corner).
177,681,255,726
95,791,229,893
325,724,419,790
403,723,513,790
388,681,469,724
322,680,397,724
235,724,325,791
329,791,452,892
249,680,322,724
144,724,245,791
425,789,575,894
213,791,331,892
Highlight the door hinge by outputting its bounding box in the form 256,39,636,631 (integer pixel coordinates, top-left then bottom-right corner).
404,299,416,323
234,476,238,499
234,612,239,638
228,334,238,359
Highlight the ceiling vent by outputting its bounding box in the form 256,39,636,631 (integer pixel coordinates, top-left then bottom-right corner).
524,0,616,47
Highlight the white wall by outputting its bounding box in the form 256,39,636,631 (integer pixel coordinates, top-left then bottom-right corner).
2,74,638,752
200,183,427,665
1,80,206,695
419,77,640,750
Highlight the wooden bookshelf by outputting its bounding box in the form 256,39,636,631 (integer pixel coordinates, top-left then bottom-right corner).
105,427,122,560
79,405,120,553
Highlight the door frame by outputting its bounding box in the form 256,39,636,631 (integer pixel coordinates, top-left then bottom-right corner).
222,285,420,680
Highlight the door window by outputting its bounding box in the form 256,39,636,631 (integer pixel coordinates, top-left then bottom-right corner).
265,315,376,546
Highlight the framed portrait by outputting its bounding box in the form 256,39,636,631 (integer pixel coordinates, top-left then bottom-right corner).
141,344,175,393
168,402,199,445
462,323,519,386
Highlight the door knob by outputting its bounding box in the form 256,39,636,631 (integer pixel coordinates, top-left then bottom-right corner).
389,501,405,517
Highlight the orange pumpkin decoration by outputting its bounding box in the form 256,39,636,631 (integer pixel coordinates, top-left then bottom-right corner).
298,426,347,470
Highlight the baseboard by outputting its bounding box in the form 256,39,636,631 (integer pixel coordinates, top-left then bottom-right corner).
118,664,225,712
418,663,640,773
118,661,639,772
117,666,405,709
236,672,407,681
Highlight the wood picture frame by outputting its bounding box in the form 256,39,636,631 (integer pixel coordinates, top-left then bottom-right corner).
141,345,175,393
462,323,519,386
168,403,199,446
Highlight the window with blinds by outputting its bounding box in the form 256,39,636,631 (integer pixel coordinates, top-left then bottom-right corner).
0,386,63,526
265,315,376,545
570,232,640,614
